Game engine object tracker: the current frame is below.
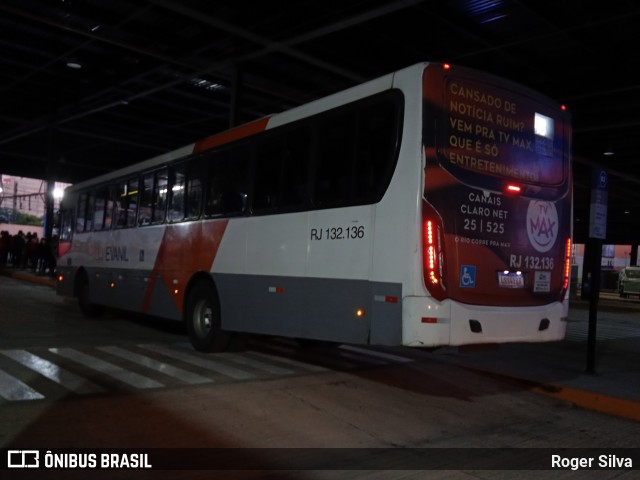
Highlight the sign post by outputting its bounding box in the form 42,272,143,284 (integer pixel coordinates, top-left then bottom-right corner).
586,168,607,374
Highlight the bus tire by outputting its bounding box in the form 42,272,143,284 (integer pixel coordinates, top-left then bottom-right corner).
77,274,102,318
186,281,230,352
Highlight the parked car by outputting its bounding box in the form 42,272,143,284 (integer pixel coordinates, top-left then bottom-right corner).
618,266,640,298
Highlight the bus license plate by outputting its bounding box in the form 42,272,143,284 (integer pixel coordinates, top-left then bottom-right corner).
497,272,525,288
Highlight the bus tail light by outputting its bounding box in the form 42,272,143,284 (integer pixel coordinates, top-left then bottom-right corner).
562,237,572,296
425,220,439,284
505,183,522,194
422,201,447,300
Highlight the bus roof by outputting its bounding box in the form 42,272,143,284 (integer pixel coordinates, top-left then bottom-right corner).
62,64,416,194
63,61,565,195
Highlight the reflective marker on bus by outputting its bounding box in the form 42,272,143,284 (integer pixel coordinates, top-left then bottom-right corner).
56,62,572,352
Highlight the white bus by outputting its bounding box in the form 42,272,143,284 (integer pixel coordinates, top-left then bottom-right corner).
57,62,572,352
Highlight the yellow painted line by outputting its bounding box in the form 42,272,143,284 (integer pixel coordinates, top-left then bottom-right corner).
531,384,640,422
7,271,56,287
458,365,640,422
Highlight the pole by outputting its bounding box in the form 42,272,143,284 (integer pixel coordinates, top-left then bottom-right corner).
585,168,608,375
229,66,244,128
45,127,57,242
586,238,601,374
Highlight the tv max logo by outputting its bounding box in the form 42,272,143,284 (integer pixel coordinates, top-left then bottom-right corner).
526,200,558,253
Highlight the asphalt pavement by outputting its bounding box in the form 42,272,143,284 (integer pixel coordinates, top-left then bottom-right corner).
2,267,638,423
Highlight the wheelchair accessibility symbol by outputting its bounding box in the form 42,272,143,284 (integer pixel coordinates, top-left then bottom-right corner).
460,265,476,288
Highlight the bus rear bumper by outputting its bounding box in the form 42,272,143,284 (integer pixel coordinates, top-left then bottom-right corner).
402,296,569,347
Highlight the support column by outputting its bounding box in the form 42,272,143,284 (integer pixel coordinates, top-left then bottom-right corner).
586,238,602,375
44,127,58,242
229,66,244,128
580,239,599,300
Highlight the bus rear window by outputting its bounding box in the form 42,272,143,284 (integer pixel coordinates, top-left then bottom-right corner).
439,77,566,187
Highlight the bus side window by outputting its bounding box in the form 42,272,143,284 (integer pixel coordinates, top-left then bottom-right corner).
76,193,88,232
85,191,95,231
60,204,73,241
168,165,186,222
314,112,356,205
115,180,128,228
205,150,248,217
110,176,140,228
281,128,311,209
251,128,309,213
186,161,204,219
126,176,139,228
104,185,117,230
139,173,154,226
353,99,401,202
93,188,107,231
253,137,283,212
152,168,169,223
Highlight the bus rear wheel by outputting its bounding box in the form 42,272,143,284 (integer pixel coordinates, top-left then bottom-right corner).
186,281,230,352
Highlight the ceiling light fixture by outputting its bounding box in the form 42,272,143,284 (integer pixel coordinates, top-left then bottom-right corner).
190,77,223,91
66,61,82,69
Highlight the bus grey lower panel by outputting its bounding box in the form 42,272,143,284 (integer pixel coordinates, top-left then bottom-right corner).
213,274,402,345
83,267,181,321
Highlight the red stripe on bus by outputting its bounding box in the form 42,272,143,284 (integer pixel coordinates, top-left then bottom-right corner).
58,240,72,258
193,117,270,153
142,219,229,315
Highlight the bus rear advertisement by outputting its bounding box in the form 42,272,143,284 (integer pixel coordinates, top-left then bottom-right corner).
57,62,572,351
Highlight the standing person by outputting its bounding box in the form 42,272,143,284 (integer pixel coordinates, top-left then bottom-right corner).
25,232,39,271
0,231,10,266
10,230,25,268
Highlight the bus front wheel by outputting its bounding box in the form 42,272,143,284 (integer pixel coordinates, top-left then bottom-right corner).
186,281,230,352
77,274,102,318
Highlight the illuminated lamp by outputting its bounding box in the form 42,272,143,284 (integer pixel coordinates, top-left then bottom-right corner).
505,184,522,194
562,238,572,291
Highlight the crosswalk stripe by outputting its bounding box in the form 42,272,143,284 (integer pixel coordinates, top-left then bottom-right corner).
0,349,105,394
49,348,164,389
138,344,254,380
339,345,414,363
0,343,405,402
336,351,388,366
0,368,44,401
223,352,294,375
245,351,328,372
97,346,212,385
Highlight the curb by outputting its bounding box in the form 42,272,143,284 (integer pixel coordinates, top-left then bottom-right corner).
0,269,56,287
531,382,640,422
459,365,640,423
